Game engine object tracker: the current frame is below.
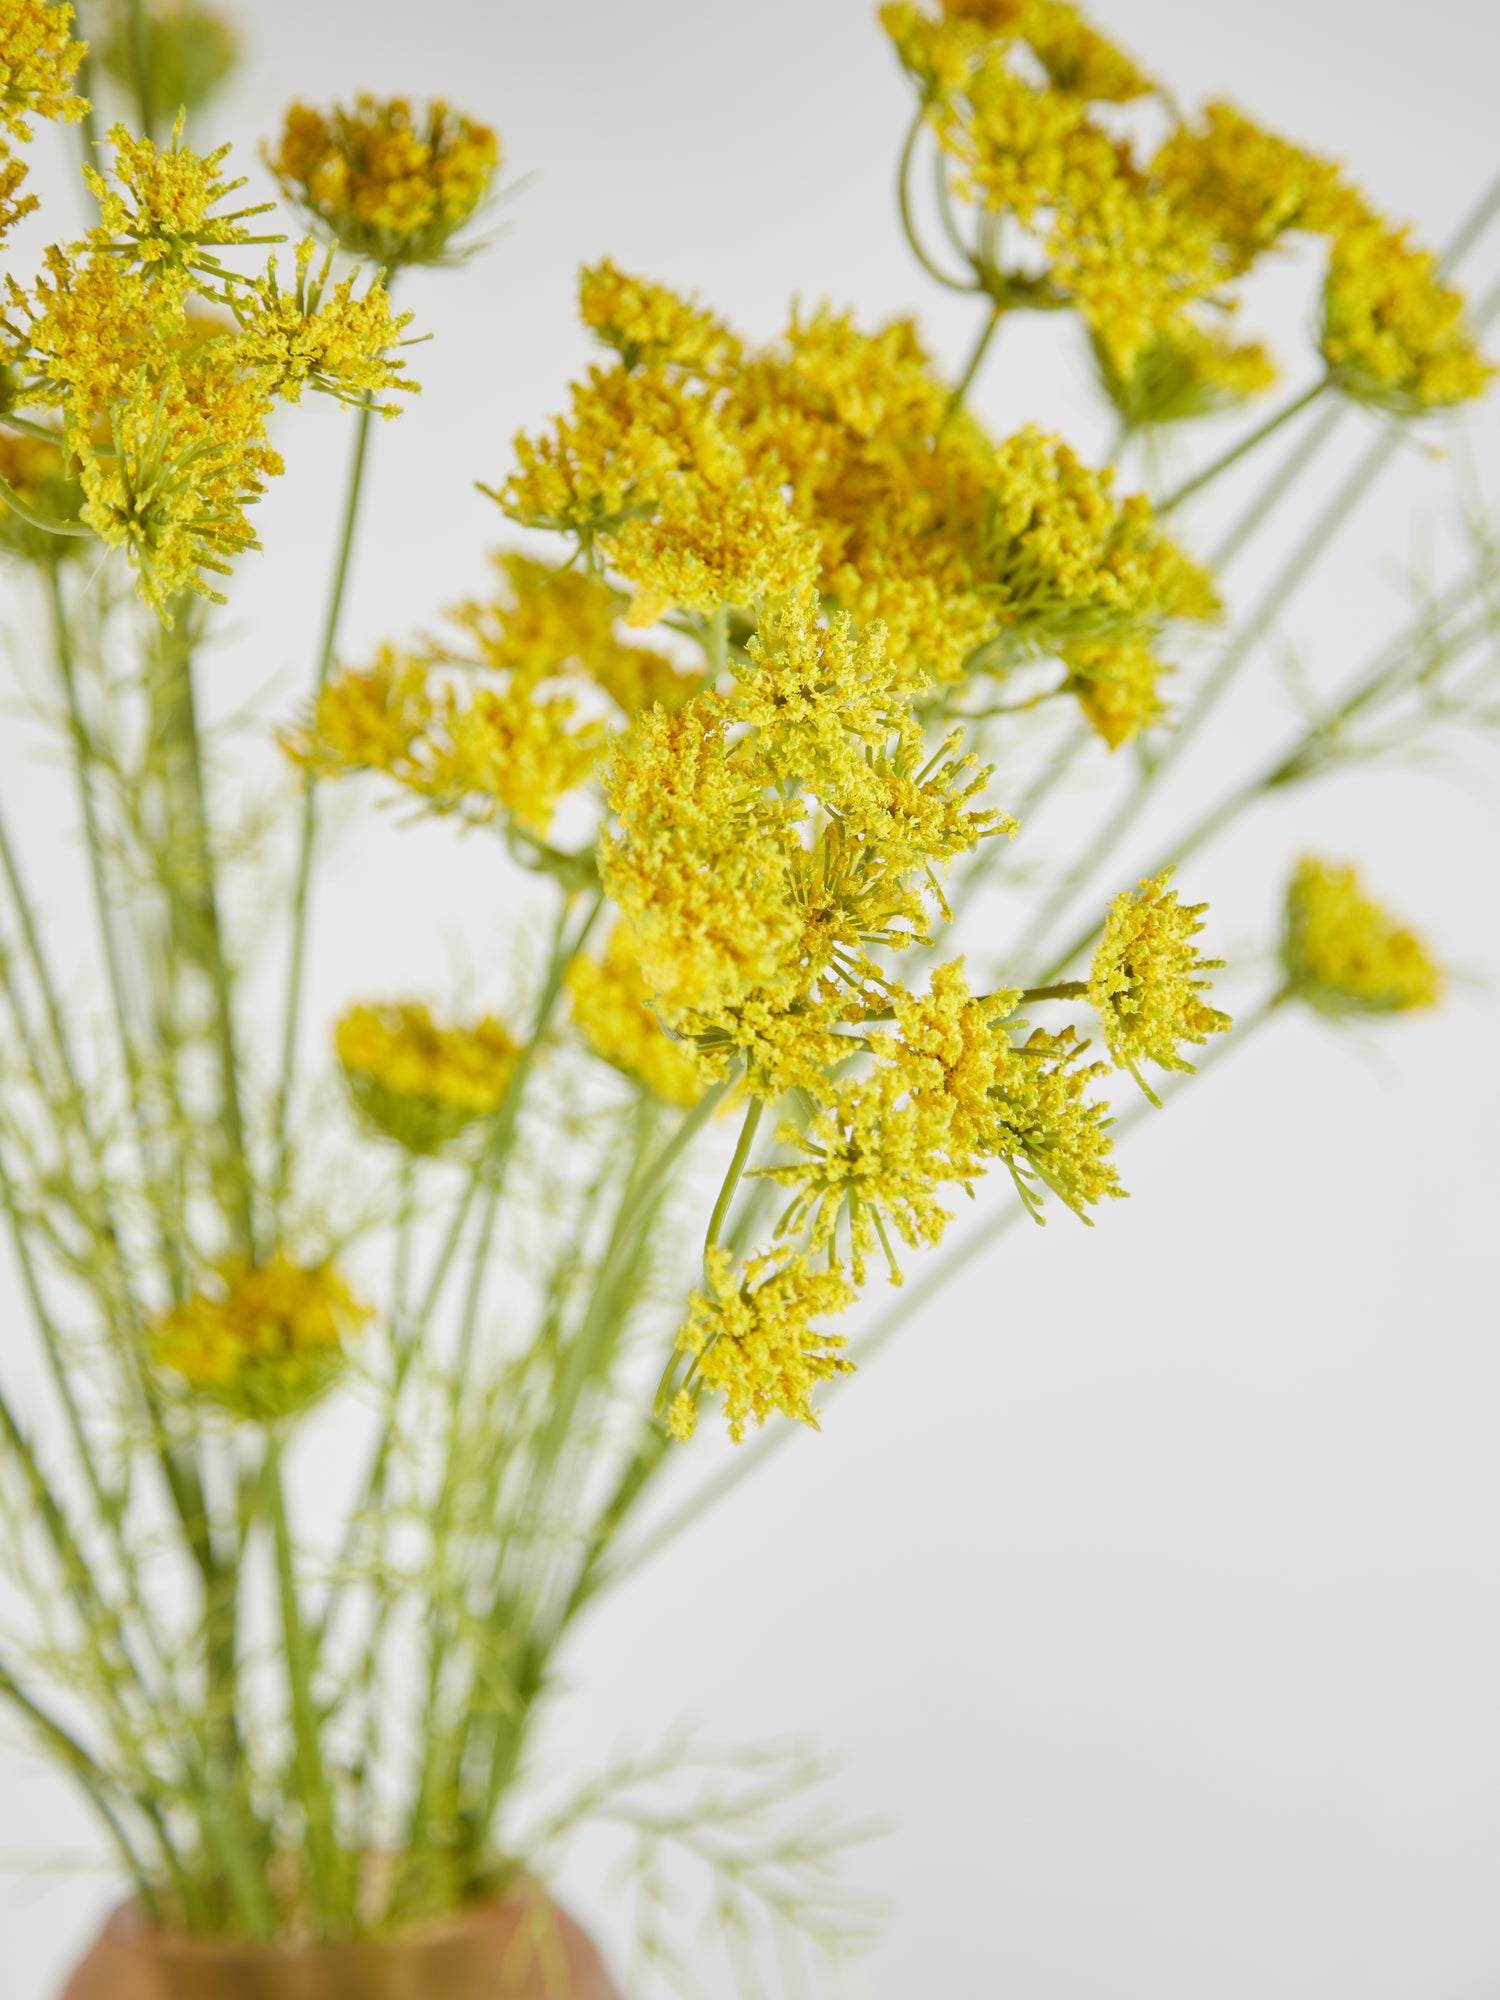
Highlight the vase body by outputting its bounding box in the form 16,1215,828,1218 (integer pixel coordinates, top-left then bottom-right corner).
60,1884,621,2000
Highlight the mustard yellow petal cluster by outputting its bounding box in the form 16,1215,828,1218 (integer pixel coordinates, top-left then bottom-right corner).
1152,102,1363,274
265,97,498,267
1092,317,1276,431
336,1002,520,1153
1281,859,1442,1017
152,1255,370,1422
579,258,741,373
566,927,706,1109
1320,220,1494,415
1062,640,1168,750
0,0,88,142
674,1246,855,1442
1088,869,1230,1100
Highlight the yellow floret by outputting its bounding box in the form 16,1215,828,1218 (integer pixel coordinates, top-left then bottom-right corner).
265,96,498,267
336,1002,520,1153
152,1255,370,1422
1062,639,1168,749
566,926,706,1108
1020,0,1152,102
676,1246,855,1442
1152,101,1364,273
579,259,740,373
0,0,88,141
1320,219,1494,415
1088,868,1230,1100
1281,859,1442,1016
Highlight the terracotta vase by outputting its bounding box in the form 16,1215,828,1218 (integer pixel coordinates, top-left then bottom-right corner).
60,1884,623,2000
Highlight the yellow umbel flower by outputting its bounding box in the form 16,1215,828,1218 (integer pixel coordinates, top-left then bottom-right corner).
78,357,281,613
675,1246,855,1442
1062,640,1168,750
607,471,819,624
1320,219,1494,415
1020,0,1152,103
1088,869,1229,1101
984,428,1217,651
283,644,434,779
266,96,498,267
1049,179,1228,377
153,1255,370,1422
1281,859,1442,1017
0,428,86,562
566,926,705,1109
0,0,88,141
1092,317,1276,430
233,239,417,412
1152,102,1364,274
579,258,740,373
337,1002,520,1153
84,122,281,304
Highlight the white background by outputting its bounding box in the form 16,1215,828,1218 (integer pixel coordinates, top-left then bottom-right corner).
3,1,1500,1994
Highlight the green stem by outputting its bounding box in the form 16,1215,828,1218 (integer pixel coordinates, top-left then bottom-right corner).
1155,376,1329,517
703,1095,762,1272
267,1443,342,1934
945,298,1004,418
126,0,155,141
1017,980,1088,1003
0,473,92,537
897,107,981,296
272,399,377,1209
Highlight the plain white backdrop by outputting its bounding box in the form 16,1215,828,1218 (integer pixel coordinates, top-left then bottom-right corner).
3,2,1500,1994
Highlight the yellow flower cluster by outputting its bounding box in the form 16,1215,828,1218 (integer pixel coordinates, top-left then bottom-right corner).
2,123,417,612
1320,221,1494,416
289,553,693,843
566,927,705,1109
336,1002,520,1154
1061,640,1168,751
0,0,87,243
152,1255,370,1422
579,259,740,373
265,97,499,267
882,3,1492,422
1281,859,1442,1016
1087,869,1230,1101
671,1247,855,1443
503,267,1212,688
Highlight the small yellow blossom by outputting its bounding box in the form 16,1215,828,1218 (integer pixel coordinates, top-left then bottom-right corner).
0,0,88,142
1092,316,1276,430
579,259,740,373
677,1246,855,1442
265,96,498,267
566,926,706,1109
1281,859,1442,1016
84,122,280,304
1152,101,1365,275
152,1254,370,1422
1049,180,1228,377
1320,219,1494,415
1088,868,1229,1100
1020,1,1152,103
337,1001,520,1153
1062,640,1168,749
607,472,819,622
283,645,434,780
0,427,86,562
233,239,417,412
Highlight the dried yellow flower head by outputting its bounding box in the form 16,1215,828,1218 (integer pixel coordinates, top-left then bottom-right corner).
1062,639,1168,750
1320,220,1494,415
579,258,740,373
1020,0,1152,103
1281,859,1442,1017
336,1002,520,1154
566,928,705,1109
152,1255,370,1422
0,0,88,143
675,1246,855,1443
1088,869,1230,1101
83,123,281,305
1091,317,1276,431
265,96,499,267
232,239,417,413
1152,101,1363,275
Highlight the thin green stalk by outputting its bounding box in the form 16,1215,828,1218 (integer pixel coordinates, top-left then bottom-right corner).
267,1444,343,1934
946,298,1004,418
272,399,377,1207
703,1096,762,1271
1155,377,1329,517
0,471,91,538
127,0,156,140
897,107,981,296
601,1002,1280,1595
0,1657,160,1917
